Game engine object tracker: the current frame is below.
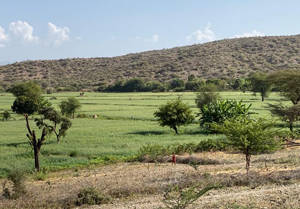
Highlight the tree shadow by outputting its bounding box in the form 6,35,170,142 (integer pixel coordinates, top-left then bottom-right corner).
128,130,166,136
0,140,56,147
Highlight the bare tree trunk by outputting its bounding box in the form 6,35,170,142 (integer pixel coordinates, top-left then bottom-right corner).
289,122,294,132
245,152,251,175
33,146,40,172
173,126,178,134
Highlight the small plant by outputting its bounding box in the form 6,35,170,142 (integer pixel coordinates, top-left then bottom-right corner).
2,169,27,199
1,110,11,121
69,150,79,157
76,187,111,206
32,170,48,181
160,184,217,209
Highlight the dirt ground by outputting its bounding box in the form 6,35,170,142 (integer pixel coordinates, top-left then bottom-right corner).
1,146,300,209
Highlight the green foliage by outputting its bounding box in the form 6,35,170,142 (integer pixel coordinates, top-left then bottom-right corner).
60,97,81,118
268,70,300,104
195,84,220,109
2,169,27,199
199,100,251,130
154,98,194,134
168,78,185,90
35,107,72,142
10,82,48,115
269,103,300,132
137,139,228,162
76,187,111,206
160,184,217,209
249,72,271,101
212,118,282,173
1,110,11,121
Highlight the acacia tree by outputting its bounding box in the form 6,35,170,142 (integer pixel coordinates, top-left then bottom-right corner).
269,104,300,132
35,107,72,143
154,98,194,134
213,118,281,175
11,82,71,171
59,97,81,119
268,70,300,105
249,72,271,102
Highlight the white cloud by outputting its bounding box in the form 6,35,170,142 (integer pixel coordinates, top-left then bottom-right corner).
48,22,70,46
186,24,216,43
9,21,39,42
151,34,159,43
0,26,8,47
234,30,265,38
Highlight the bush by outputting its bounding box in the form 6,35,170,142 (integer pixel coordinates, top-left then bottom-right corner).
199,100,251,131
2,169,27,199
195,138,228,152
76,187,111,206
154,98,194,134
160,184,217,209
195,84,220,109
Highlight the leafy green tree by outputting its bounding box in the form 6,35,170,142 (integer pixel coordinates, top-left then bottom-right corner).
169,78,185,90
59,97,81,119
199,100,251,130
212,118,281,174
10,82,52,171
154,98,194,134
122,78,145,92
269,103,300,132
249,72,271,102
35,107,72,143
195,84,220,109
145,81,166,92
268,70,300,105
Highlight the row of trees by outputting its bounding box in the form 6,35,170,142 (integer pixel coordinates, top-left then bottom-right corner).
99,77,249,93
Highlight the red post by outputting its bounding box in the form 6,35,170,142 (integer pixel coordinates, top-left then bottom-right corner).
172,153,176,165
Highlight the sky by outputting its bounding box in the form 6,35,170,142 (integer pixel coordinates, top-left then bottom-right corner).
0,0,299,64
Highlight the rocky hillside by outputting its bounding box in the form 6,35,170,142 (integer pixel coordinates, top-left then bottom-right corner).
0,35,299,90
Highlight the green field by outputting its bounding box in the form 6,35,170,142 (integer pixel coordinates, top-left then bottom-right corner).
0,91,294,177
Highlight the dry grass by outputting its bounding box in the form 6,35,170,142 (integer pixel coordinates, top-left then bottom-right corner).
0,146,300,209
1,34,300,90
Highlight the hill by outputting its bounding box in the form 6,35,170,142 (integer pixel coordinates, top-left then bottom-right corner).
0,35,300,90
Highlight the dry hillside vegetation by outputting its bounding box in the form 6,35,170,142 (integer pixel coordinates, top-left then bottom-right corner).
1,145,300,209
0,35,300,89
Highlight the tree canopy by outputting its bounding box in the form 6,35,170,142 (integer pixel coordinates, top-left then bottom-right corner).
154,98,194,134
268,70,300,105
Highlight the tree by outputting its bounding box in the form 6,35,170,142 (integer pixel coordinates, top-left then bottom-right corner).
212,118,281,174
154,98,194,134
268,70,300,105
122,78,145,92
249,72,271,102
35,107,72,143
168,78,185,90
10,82,50,171
269,104,300,132
59,97,81,119
195,84,220,109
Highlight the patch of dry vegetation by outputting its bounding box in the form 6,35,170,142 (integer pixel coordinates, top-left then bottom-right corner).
0,35,300,90
0,145,300,209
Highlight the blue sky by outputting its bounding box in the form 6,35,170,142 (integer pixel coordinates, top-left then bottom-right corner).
0,0,299,64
